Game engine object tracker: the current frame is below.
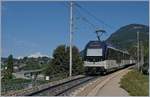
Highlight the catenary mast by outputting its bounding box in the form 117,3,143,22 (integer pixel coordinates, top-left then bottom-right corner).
69,1,73,77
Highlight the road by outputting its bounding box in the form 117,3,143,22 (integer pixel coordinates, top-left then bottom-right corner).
13,73,30,79
72,67,131,96
12,69,44,80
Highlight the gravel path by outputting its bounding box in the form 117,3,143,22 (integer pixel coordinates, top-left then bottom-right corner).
72,68,131,96
96,69,130,96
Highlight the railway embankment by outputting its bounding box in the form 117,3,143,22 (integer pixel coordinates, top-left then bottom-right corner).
120,70,149,96
3,75,85,96
72,67,134,96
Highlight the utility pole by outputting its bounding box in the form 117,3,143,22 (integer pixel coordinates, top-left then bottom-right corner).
137,31,140,71
140,42,144,72
69,1,73,77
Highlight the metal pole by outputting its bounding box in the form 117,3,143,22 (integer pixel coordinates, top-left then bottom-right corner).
137,31,140,70
140,42,144,72
69,1,73,77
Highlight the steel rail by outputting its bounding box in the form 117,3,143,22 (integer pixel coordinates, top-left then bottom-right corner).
27,76,97,96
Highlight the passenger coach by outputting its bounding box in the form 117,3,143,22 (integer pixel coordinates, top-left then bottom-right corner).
82,41,135,75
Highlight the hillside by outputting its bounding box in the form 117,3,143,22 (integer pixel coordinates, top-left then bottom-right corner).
106,24,149,49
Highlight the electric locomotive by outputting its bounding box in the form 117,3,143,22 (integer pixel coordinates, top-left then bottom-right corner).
82,40,135,75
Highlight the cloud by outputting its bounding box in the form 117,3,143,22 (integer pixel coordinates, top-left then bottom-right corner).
28,52,49,58
16,52,49,59
17,56,24,59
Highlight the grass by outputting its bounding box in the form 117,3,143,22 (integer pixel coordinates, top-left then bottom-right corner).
1,73,68,95
1,78,32,93
120,70,149,96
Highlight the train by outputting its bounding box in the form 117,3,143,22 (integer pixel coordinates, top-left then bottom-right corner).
81,40,136,75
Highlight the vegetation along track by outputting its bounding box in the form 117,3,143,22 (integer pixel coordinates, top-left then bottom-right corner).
26,76,97,96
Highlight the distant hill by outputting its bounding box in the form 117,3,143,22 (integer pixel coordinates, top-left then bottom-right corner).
106,24,149,49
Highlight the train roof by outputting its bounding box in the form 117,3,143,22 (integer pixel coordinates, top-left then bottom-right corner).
86,40,106,46
107,46,129,54
86,40,129,55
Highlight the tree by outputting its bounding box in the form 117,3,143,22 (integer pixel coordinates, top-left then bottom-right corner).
66,46,84,75
52,45,68,72
3,54,13,79
127,46,137,60
44,45,84,76
143,40,149,62
43,63,56,76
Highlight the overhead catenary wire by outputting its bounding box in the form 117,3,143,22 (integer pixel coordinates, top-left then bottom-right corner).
75,8,107,41
63,2,115,31
65,2,99,29
75,3,115,30
64,2,108,31
64,2,110,41
75,8,98,30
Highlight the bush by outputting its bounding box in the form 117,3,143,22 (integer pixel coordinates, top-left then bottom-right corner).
142,63,149,75
120,70,149,96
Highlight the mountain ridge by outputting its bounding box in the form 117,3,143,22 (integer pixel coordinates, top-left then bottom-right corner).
106,23,149,49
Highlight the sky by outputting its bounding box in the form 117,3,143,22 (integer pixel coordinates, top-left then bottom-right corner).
1,1,149,58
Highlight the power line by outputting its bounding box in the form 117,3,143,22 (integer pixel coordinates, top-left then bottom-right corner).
64,2,108,41
65,2,103,31
60,2,113,31
75,8,98,29
74,6,107,41
75,3,115,30
65,2,101,30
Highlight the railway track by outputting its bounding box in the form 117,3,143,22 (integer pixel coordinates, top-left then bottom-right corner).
72,66,135,96
26,76,97,96
5,66,135,96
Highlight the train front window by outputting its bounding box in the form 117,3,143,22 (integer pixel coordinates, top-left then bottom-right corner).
87,49,102,56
